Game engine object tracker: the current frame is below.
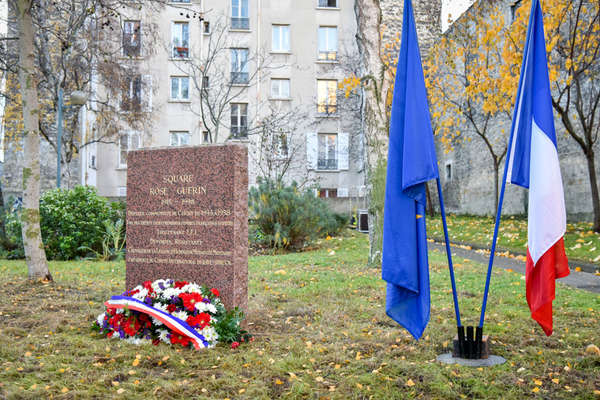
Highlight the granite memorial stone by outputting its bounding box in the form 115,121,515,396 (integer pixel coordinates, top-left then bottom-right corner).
125,144,248,311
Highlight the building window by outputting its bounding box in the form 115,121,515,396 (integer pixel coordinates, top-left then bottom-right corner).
170,131,191,147
273,133,289,158
318,133,337,170
231,103,248,138
119,131,141,168
121,74,142,111
171,22,189,58
231,48,249,84
231,0,249,30
271,78,290,99
272,25,290,52
202,76,209,91
318,0,338,7
123,20,141,57
318,188,338,198
445,162,452,181
170,76,190,100
203,21,211,34
318,26,337,60
203,131,210,143
317,79,337,114
511,0,523,22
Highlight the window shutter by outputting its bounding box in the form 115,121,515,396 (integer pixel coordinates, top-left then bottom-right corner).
142,75,152,112
306,132,318,170
337,187,348,198
337,131,349,170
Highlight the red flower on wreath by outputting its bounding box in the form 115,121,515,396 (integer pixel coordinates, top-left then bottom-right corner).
180,292,204,312
170,333,191,347
142,280,154,295
122,316,141,336
210,288,220,297
108,313,123,328
186,312,211,329
167,304,177,313
174,281,189,289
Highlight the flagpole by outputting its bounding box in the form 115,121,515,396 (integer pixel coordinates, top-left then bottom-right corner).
478,0,537,330
435,178,462,327
478,160,511,328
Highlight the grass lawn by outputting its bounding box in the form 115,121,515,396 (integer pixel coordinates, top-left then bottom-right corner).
427,214,600,266
0,231,599,399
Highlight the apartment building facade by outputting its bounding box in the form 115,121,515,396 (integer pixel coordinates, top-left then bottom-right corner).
82,0,366,207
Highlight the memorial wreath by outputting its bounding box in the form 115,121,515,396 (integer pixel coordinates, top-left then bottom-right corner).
93,279,250,349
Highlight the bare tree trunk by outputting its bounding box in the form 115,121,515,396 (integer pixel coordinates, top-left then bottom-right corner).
585,149,600,232
354,0,391,266
425,181,434,217
16,0,51,281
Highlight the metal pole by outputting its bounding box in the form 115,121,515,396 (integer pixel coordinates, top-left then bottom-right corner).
57,87,63,189
436,178,462,327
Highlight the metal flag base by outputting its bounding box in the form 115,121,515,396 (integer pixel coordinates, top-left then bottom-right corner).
437,326,506,367
436,353,506,367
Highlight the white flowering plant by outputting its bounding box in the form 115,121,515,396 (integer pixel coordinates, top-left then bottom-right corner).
93,279,250,349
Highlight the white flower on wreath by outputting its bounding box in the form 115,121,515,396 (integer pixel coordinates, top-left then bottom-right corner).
132,288,148,301
96,312,106,326
194,302,217,314
180,283,201,293
160,287,181,300
172,310,189,321
151,279,168,292
200,326,219,343
157,329,170,344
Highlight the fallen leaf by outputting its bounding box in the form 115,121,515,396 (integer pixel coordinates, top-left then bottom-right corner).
406,379,415,387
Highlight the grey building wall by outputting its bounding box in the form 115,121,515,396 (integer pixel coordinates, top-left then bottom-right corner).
432,0,600,220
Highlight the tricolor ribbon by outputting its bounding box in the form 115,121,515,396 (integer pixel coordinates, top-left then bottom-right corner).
105,295,210,350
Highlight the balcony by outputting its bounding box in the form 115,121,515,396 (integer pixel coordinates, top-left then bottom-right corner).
231,17,250,30
172,46,189,59
231,72,249,85
318,158,338,170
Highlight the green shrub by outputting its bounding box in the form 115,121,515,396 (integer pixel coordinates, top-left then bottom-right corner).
5,186,122,260
249,178,347,249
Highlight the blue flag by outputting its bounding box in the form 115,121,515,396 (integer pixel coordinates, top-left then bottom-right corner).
382,0,439,340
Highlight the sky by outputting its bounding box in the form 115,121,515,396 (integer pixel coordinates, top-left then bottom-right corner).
441,0,477,32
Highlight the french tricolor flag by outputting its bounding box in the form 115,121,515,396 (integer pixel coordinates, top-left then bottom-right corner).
505,0,569,336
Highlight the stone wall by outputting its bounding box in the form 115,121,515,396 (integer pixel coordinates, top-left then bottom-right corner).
2,137,81,200
431,0,600,220
380,0,442,59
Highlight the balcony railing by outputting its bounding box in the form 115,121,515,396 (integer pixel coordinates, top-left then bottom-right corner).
318,50,337,61
231,72,249,84
173,46,189,58
231,17,250,30
317,104,337,114
318,158,338,170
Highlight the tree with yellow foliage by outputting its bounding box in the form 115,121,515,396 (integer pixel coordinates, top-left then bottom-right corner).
503,0,600,232
424,1,511,213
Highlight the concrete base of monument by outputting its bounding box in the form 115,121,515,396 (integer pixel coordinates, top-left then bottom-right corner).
436,353,507,367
